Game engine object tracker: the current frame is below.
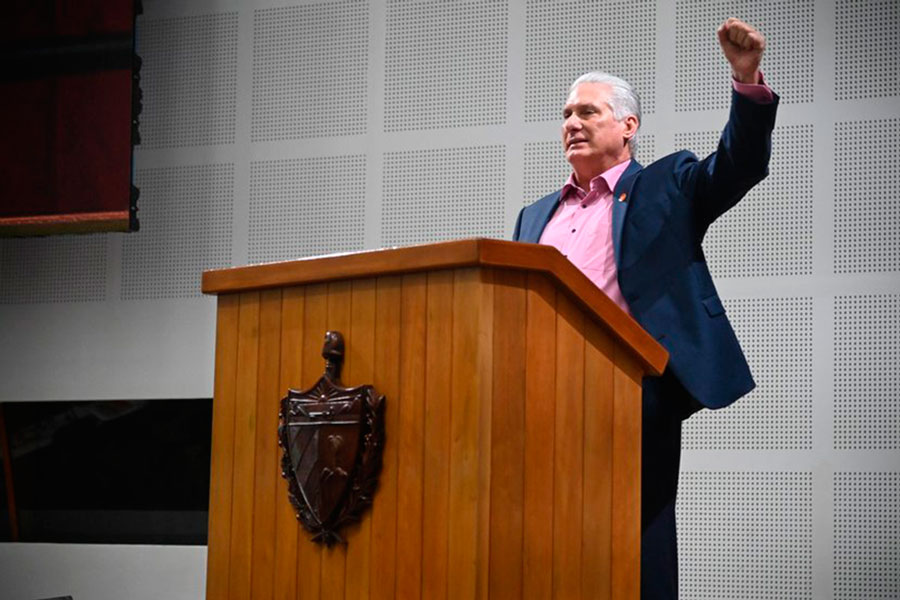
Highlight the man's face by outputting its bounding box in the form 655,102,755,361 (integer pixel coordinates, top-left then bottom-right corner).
561,82,633,171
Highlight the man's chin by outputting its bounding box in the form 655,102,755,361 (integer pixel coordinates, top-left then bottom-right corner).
565,149,592,164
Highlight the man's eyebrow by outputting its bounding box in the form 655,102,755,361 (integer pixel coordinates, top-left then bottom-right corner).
563,101,601,113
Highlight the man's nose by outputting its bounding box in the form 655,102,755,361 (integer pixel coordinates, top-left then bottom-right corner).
563,115,582,131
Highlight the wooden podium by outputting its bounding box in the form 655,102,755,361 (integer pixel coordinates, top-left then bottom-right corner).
201,239,667,600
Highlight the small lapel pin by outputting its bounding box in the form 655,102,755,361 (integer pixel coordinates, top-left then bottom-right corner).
618,193,627,203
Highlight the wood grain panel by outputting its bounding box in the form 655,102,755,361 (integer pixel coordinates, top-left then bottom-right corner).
553,293,585,599
297,283,328,599
582,319,615,600
274,287,305,600
447,268,485,599
370,276,402,600
320,281,352,600
207,293,240,600
250,289,283,600
488,270,526,598
344,278,377,600
476,269,494,600
523,273,557,600
229,292,261,600
611,349,643,600
394,273,427,599
421,270,453,600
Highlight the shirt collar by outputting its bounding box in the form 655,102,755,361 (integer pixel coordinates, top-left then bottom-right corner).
561,159,632,200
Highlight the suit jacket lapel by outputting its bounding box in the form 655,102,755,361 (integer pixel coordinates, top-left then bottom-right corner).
524,190,561,243
612,159,643,267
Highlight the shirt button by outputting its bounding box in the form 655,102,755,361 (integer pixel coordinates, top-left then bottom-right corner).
581,204,587,209
571,228,576,233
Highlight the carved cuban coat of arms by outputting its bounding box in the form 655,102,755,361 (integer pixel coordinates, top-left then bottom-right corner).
278,331,385,546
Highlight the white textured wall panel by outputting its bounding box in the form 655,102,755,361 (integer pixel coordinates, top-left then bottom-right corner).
525,0,657,121
675,0,814,110
248,155,367,262
251,1,370,141
678,472,814,599
138,13,238,148
0,236,107,304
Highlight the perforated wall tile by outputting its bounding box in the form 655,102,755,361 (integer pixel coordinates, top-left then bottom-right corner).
835,0,900,101
383,0,507,132
248,155,366,263
675,125,813,277
0,236,107,304
382,145,505,246
525,0,656,123
834,295,900,450
251,1,369,142
684,297,813,450
123,164,234,299
523,141,567,206
834,119,900,274
675,0,813,111
678,472,814,599
834,472,900,600
522,136,656,206
138,13,238,148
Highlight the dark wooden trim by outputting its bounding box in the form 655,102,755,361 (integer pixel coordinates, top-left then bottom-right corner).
0,403,19,541
202,239,668,376
0,211,130,236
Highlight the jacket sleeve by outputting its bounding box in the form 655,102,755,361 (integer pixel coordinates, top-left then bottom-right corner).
675,89,779,229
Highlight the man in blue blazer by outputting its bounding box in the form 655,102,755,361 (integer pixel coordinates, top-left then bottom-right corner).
513,18,778,599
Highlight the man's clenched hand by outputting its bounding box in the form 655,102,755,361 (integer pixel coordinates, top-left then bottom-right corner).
717,18,765,84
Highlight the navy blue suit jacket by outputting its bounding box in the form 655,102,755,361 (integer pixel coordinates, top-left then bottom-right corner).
513,90,779,410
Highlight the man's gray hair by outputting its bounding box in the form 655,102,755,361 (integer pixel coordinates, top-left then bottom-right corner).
570,71,641,155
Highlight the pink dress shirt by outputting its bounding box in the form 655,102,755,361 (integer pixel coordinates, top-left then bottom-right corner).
540,77,775,314
539,160,632,311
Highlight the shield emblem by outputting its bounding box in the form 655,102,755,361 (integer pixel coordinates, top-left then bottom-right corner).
285,393,362,525
278,331,385,546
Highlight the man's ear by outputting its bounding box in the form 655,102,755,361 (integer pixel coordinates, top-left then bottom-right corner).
622,114,639,142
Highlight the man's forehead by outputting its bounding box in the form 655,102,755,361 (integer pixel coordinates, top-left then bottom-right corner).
565,81,613,106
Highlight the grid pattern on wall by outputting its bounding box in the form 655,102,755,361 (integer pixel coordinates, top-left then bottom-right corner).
382,145,507,246
0,236,107,304
674,0,815,111
251,1,370,141
123,164,234,299
1,0,898,597
834,472,900,600
834,294,900,450
835,0,900,101
834,118,900,274
677,471,814,599
248,155,367,263
383,0,508,131
525,0,657,122
138,13,238,148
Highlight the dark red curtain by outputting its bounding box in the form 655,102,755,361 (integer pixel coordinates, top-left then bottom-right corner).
0,0,140,235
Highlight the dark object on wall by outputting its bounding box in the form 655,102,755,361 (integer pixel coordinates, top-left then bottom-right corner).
278,331,385,546
0,398,212,544
0,0,143,236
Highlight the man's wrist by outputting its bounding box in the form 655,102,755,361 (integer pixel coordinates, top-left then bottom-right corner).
732,70,775,104
732,69,761,84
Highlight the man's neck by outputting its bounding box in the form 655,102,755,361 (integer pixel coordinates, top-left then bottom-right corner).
572,155,632,190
